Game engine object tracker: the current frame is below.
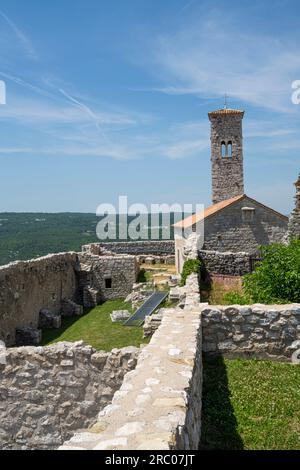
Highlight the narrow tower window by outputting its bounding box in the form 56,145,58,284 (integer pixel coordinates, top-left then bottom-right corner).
221,141,226,158
227,141,232,158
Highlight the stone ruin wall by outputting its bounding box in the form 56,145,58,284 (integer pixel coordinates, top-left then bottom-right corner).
0,253,79,346
0,342,139,450
78,253,138,302
1,266,300,451
202,304,300,360
82,241,175,259
77,309,202,451
61,274,203,451
0,251,138,347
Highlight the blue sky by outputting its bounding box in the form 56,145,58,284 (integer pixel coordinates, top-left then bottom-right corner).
0,0,299,214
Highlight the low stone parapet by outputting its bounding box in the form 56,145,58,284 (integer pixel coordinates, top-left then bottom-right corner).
202,303,300,360
60,305,203,450
15,326,42,346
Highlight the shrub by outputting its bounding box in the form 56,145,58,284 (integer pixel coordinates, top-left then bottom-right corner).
243,240,300,303
137,268,147,283
222,290,252,305
180,259,202,286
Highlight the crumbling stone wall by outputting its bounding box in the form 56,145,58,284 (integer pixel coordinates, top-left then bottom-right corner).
0,342,139,450
82,241,175,257
201,304,300,360
0,252,138,345
61,307,203,451
61,274,202,451
0,253,78,346
78,253,138,302
199,250,252,276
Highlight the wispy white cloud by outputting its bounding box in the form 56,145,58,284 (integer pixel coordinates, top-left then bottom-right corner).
0,10,38,60
0,147,32,154
144,13,300,112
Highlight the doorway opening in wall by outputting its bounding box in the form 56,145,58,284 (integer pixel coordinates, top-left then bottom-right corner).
105,278,112,289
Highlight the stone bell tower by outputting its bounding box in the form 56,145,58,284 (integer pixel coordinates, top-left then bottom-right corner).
287,173,300,241
208,108,245,204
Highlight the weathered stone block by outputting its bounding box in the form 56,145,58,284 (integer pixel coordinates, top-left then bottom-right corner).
15,327,42,346
39,309,61,329
110,310,131,322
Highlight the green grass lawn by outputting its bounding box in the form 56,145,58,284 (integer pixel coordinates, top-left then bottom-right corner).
41,299,149,351
201,357,300,450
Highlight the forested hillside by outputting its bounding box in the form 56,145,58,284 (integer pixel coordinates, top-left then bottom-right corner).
0,213,175,266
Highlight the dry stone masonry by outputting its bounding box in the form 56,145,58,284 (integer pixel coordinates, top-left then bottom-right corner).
77,252,138,304
0,342,139,450
209,109,244,204
202,196,288,254
0,251,138,346
199,250,252,276
288,173,300,241
201,304,300,360
0,253,78,346
82,241,175,258
61,307,203,450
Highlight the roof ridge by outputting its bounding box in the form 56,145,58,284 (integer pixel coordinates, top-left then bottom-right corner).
173,194,288,228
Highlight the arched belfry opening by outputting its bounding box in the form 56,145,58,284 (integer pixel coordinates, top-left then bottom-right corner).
221,141,226,158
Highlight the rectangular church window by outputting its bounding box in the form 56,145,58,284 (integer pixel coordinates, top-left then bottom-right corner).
242,207,255,223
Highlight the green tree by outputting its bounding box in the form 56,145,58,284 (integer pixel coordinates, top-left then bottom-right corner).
243,240,300,303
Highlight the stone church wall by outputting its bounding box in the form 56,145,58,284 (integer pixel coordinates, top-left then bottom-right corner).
203,197,288,253
210,111,244,204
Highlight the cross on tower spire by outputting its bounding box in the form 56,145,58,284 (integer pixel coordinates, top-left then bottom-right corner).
224,93,228,109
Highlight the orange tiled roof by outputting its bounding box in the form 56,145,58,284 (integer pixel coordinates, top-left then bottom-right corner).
173,195,244,228
173,193,288,229
208,108,244,117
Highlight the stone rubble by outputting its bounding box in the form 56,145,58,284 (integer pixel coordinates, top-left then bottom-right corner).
39,309,62,329
15,326,42,346
110,310,131,323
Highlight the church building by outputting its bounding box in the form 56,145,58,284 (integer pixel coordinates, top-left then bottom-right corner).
174,107,288,273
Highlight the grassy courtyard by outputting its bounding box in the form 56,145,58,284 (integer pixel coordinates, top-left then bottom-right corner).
200,357,300,450
41,299,149,351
